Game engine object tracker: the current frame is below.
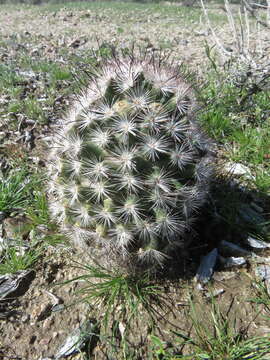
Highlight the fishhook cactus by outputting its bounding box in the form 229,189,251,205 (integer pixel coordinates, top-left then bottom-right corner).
48,54,213,266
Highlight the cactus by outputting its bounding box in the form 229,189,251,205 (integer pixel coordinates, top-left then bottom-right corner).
48,54,213,267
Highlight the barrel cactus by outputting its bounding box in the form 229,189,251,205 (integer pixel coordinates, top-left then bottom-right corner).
48,54,213,267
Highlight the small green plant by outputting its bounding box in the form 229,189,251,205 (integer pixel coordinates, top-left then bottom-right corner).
0,241,41,275
26,190,51,226
64,259,162,331
200,0,270,196
0,169,32,214
48,54,214,267
60,258,168,359
250,279,270,313
149,296,270,360
150,335,181,360
172,297,270,360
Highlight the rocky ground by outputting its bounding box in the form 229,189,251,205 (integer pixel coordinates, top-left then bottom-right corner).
0,2,270,359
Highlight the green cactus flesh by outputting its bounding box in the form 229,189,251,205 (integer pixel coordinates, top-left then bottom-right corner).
48,56,212,266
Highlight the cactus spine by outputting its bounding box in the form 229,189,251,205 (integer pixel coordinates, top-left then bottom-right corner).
48,54,213,267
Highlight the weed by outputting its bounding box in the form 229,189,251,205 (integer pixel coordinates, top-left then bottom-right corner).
250,280,270,313
150,335,181,360
0,169,32,214
64,259,162,331
57,258,171,358
26,190,51,227
0,65,24,92
0,240,41,275
200,75,270,194
150,296,270,360
200,0,270,196
177,297,270,360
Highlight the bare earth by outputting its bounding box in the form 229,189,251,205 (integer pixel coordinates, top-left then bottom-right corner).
0,2,269,359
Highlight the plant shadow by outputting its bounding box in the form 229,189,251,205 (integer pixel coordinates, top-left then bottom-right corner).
162,172,270,281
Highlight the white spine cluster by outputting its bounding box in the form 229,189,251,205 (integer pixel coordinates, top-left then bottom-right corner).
48,54,213,267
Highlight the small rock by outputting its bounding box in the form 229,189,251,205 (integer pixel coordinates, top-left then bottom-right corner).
42,317,55,329
194,29,210,36
39,338,51,346
205,288,225,298
196,248,218,284
15,333,21,340
18,70,36,79
238,205,266,226
224,162,253,179
29,335,37,344
55,320,97,358
68,39,81,48
30,48,40,56
196,283,204,291
33,304,53,322
21,314,30,323
250,202,264,213
51,304,65,312
55,272,64,281
244,236,270,250
0,270,35,299
219,240,252,257
255,265,270,280
219,256,246,268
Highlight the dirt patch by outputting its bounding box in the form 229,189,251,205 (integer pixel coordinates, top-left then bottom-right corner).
0,2,269,359
1,245,270,359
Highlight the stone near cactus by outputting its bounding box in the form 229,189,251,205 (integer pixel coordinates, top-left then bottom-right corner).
48,54,213,267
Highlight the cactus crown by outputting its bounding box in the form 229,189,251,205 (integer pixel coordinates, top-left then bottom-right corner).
48,54,212,266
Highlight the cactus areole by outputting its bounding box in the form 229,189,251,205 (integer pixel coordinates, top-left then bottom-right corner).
48,54,213,267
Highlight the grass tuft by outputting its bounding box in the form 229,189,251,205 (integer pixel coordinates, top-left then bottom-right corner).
0,240,42,275
62,259,162,330
0,169,32,214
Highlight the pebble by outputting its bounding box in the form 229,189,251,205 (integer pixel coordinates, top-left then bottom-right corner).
219,240,252,257
250,202,264,213
244,236,270,250
43,318,55,329
29,335,37,344
205,288,225,298
21,314,30,323
51,304,65,312
219,255,246,268
196,248,218,284
238,205,265,225
255,265,270,280
55,320,97,358
224,162,253,179
52,332,59,339
39,338,51,346
55,272,64,281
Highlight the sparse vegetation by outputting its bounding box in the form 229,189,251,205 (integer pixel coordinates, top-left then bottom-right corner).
0,239,42,274
0,169,32,214
0,1,269,359
150,297,270,360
